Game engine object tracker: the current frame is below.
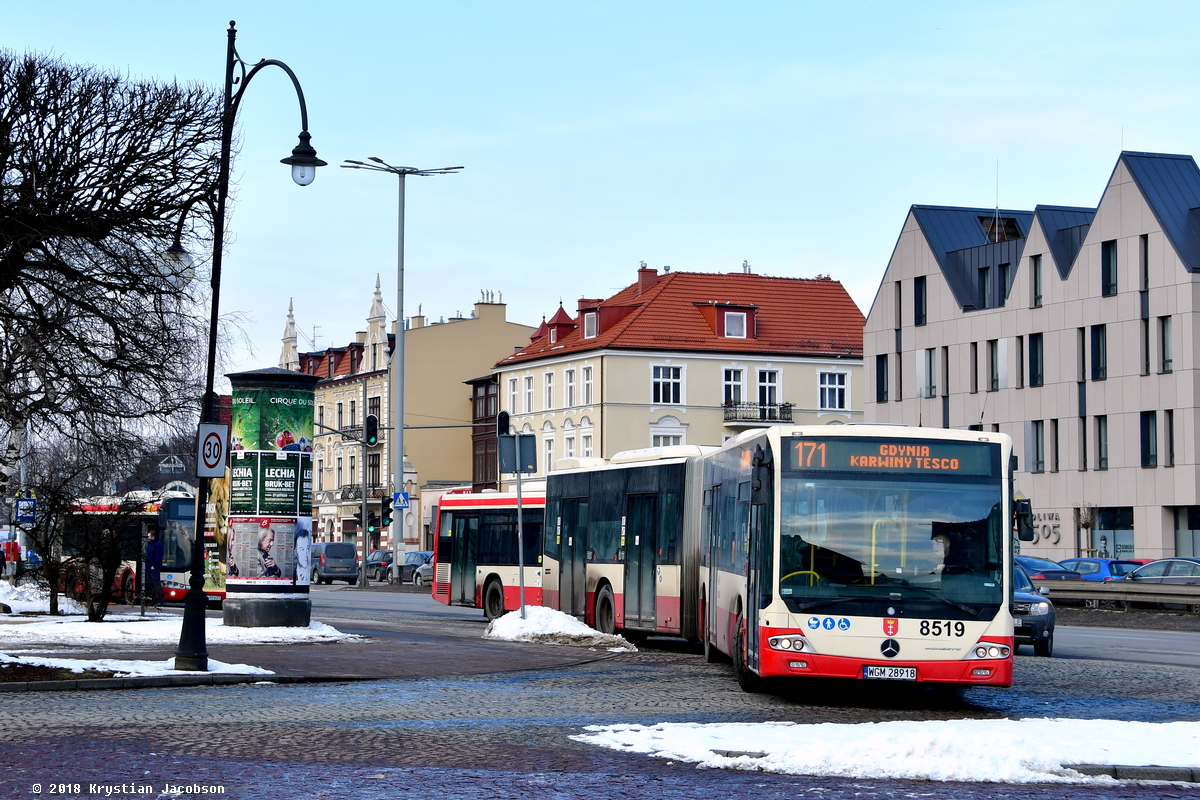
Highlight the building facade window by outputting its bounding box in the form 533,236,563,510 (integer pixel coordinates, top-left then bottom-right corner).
922,348,936,397
582,366,593,405
367,452,381,486
544,437,554,472
978,266,992,309
724,312,746,338
582,433,593,457
564,432,576,458
1166,409,1175,467
349,455,355,484
1101,239,1118,296
723,368,743,405
970,343,978,393
1090,325,1107,380
1030,254,1043,307
523,376,534,413
1141,318,1151,375
987,339,999,391
1079,417,1088,471
583,312,597,338
318,404,324,429
1095,415,1108,470
336,457,343,488
1015,336,1024,389
349,400,356,428
544,372,554,410
652,365,682,405
317,459,324,491
336,402,344,430
1160,316,1173,372
1141,411,1158,468
875,355,889,403
564,369,576,408
914,275,927,326
1030,420,1045,473
509,378,518,413
369,395,382,422
1050,419,1059,472
998,263,1010,304
758,369,778,406
653,435,681,447
819,371,847,410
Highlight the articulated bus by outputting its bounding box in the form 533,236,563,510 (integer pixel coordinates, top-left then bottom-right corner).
431,486,545,619
544,425,1029,691
66,492,225,607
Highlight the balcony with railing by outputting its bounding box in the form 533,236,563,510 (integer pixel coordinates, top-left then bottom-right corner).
723,402,793,425
337,483,390,502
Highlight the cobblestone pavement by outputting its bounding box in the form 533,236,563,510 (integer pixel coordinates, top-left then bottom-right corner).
2,644,1199,799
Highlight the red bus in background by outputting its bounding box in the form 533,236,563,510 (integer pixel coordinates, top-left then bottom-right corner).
431,487,545,620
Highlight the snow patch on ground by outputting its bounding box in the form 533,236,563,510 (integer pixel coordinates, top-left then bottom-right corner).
573,718,1200,784
0,615,359,648
0,652,273,677
483,605,636,651
0,580,85,615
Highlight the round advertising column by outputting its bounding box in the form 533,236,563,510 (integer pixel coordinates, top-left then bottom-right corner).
222,367,319,627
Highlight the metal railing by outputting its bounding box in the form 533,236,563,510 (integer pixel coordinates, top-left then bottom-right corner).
1033,580,1200,611
723,402,794,423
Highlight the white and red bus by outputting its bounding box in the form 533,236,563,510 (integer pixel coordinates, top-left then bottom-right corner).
431,487,545,618
544,425,1029,691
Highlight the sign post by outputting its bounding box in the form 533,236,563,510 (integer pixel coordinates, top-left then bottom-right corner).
498,412,537,620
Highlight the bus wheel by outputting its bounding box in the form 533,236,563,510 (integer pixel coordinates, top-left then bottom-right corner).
483,579,506,621
595,586,616,635
733,616,763,693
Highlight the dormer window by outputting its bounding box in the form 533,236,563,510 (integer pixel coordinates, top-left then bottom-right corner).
550,328,557,344
725,312,746,338
583,312,597,338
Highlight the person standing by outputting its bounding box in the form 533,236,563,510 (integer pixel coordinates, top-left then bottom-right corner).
0,542,7,578
145,530,163,606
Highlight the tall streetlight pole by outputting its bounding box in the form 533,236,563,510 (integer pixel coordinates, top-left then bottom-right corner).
341,159,462,547
174,21,326,671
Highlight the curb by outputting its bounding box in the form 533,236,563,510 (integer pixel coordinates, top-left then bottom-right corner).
0,674,374,692
1067,764,1200,782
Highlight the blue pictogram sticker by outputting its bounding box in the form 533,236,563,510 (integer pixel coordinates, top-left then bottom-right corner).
838,618,851,631
822,617,836,630
807,617,821,630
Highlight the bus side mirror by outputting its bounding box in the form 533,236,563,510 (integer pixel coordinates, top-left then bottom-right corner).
751,446,773,506
1014,499,1035,542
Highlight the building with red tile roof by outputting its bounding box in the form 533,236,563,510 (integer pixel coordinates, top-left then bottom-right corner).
495,264,864,479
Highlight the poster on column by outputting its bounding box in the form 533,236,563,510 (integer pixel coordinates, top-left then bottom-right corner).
227,516,303,585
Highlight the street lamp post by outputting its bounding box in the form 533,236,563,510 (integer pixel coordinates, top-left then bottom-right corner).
341,159,462,550
174,21,326,672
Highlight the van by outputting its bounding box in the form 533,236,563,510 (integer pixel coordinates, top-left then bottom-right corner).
310,542,360,585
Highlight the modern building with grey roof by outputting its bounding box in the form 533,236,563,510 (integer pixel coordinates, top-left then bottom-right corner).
864,151,1200,563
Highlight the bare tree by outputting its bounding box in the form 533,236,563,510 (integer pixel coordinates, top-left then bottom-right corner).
0,51,223,478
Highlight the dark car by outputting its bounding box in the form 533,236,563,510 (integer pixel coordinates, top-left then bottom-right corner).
1012,564,1055,657
310,542,359,585
395,551,433,584
1015,555,1082,581
1058,557,1141,582
364,549,394,582
1121,557,1200,585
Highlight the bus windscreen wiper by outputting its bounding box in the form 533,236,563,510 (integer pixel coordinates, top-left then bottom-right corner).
899,584,979,616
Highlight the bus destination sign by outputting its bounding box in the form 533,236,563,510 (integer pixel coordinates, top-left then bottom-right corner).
782,437,999,477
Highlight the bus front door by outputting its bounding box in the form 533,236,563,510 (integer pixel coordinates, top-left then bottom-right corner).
451,514,479,606
559,499,588,618
624,494,657,630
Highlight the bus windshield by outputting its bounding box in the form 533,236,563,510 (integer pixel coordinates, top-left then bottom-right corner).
777,474,1003,619
161,499,196,571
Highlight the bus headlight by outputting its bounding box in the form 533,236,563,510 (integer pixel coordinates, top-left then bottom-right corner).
768,636,807,652
970,644,1011,659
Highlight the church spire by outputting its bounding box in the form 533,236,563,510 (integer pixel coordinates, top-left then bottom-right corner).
279,298,300,371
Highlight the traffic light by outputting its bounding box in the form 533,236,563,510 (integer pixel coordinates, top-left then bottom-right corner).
367,513,379,534
352,511,363,529
380,494,393,528
496,410,510,438
364,414,379,447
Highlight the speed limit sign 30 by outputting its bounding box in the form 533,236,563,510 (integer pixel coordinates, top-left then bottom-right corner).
197,423,230,477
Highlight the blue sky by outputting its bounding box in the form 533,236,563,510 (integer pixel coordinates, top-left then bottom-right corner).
6,2,1200,381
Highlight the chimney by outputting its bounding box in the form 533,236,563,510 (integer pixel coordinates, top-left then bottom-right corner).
637,265,658,294
577,297,603,312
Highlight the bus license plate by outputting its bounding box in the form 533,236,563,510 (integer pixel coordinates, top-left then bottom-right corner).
864,665,916,681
